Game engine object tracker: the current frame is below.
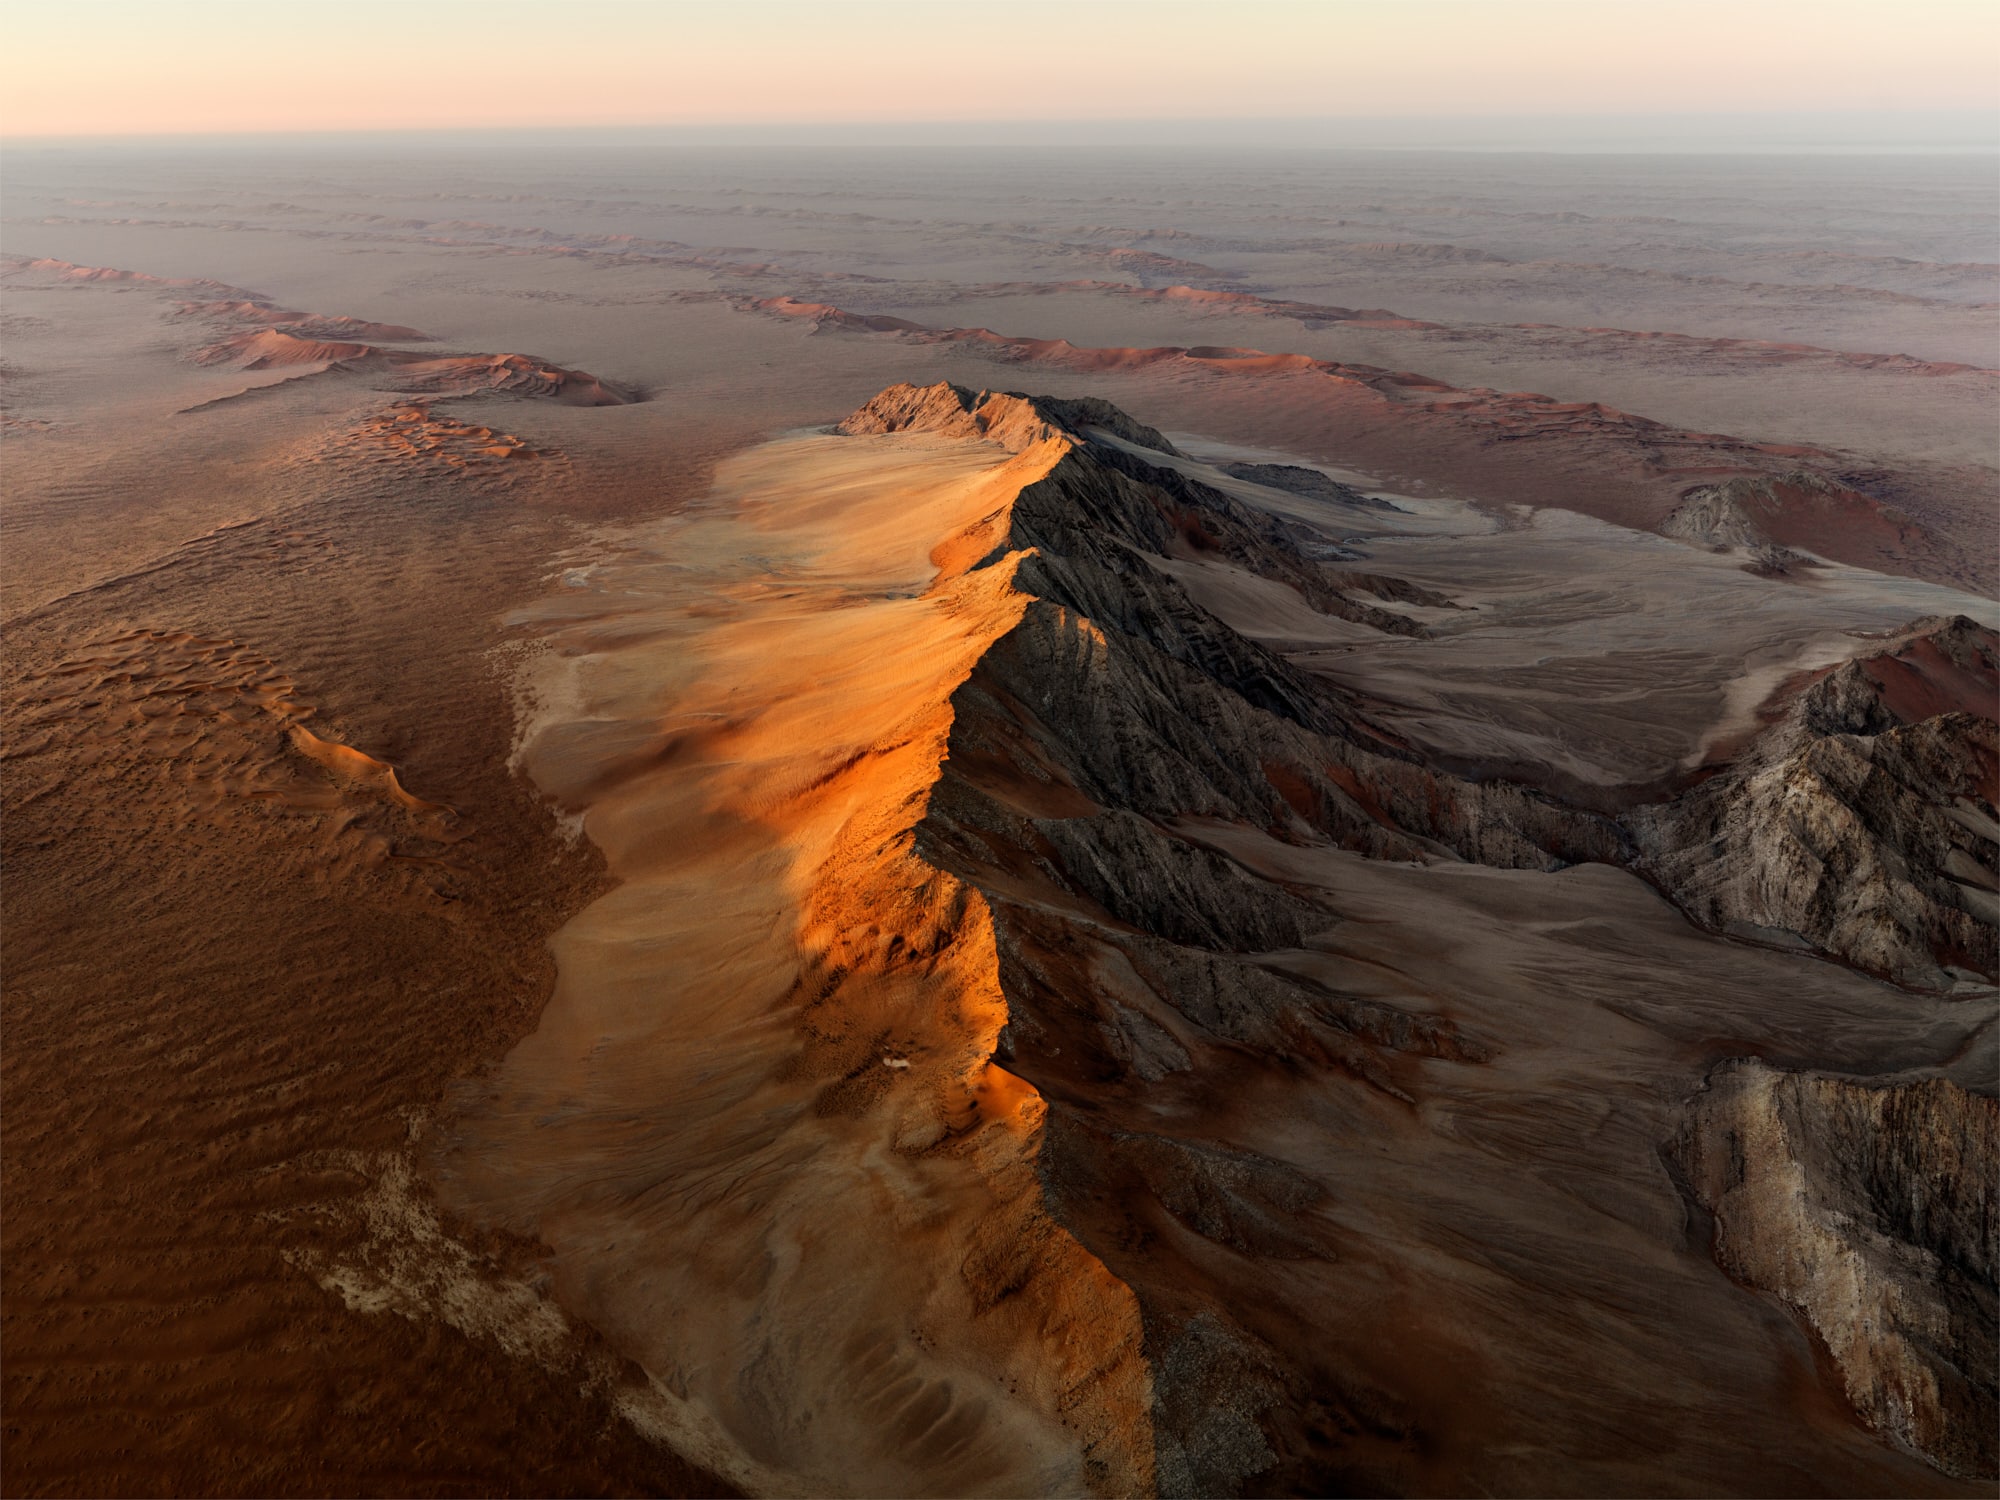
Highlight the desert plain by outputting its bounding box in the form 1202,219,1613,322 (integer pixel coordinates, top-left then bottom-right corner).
1,140,1996,1497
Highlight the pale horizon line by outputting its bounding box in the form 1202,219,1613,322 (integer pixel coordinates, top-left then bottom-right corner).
5,109,1995,155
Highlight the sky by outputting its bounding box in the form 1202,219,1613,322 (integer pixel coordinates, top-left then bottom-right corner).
2,0,1996,142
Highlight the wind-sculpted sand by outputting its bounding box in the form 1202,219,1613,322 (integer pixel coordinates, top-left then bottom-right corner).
736,294,1989,595
441,432,1155,1497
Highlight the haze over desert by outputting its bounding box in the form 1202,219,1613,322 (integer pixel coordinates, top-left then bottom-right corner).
2,3,1996,1497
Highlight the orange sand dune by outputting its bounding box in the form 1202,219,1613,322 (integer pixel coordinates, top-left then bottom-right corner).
439,387,1993,1496
444,426,1156,1496
347,400,553,469
174,298,432,342
7,255,436,343
13,628,462,888
192,327,632,405
5,253,264,300
195,327,379,367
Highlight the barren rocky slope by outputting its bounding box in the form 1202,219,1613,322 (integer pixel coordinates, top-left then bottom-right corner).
1680,1061,1997,1481
1630,615,1999,991
821,383,1998,1489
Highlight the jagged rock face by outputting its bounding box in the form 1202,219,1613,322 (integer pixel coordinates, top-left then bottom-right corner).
839,381,1632,1489
846,382,1436,638
1678,1060,1999,1480
818,384,1991,1491
1629,616,1999,989
1659,473,1819,572
1658,469,1945,580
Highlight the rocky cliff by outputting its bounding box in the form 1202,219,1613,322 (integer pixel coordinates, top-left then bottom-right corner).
834,383,1640,1490
1679,1060,1998,1480
780,382,1994,1491
1629,615,1999,990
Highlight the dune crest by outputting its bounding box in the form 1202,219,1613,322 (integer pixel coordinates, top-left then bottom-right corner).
13,628,464,896
3,254,627,407
193,327,632,404
442,414,1158,1497
5,255,432,340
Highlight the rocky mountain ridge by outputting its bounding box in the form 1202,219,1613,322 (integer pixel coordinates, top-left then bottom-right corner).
819,383,1997,1488
1630,614,1999,991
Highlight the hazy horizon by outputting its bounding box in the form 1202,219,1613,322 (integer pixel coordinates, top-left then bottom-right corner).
5,4,1997,1495
6,114,1996,161
4,0,1996,143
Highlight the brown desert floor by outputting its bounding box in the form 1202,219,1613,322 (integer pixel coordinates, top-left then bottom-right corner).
2,143,1994,1498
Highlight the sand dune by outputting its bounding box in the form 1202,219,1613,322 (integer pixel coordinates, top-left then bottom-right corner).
5,252,263,299
193,326,633,404
174,298,432,341
443,426,1155,1497
739,295,1982,592
13,626,465,885
6,255,627,408
10,255,432,339
351,400,553,469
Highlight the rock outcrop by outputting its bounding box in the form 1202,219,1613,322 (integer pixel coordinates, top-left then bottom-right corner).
838,382,1630,1490
1628,615,1999,990
1659,476,1817,572
1658,470,1936,579
1678,1060,1998,1479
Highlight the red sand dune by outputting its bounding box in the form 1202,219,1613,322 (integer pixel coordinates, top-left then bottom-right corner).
175,298,432,342
7,256,434,343
1715,474,1946,565
746,292,1846,454
355,401,551,467
1858,627,2000,726
192,328,631,405
195,328,379,368
1540,324,1996,379
739,294,1982,592
6,253,263,300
